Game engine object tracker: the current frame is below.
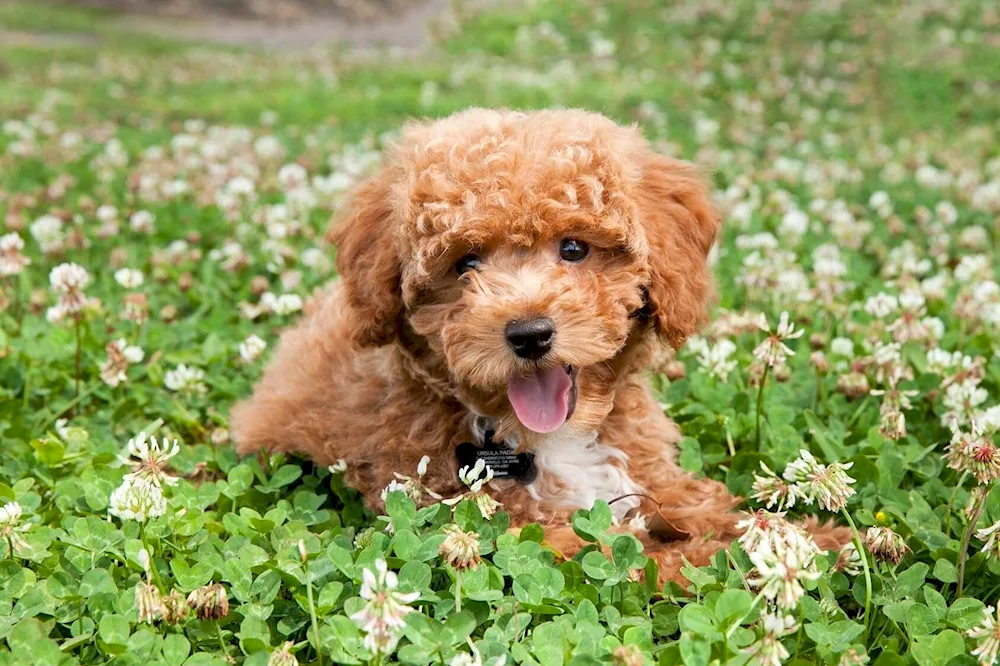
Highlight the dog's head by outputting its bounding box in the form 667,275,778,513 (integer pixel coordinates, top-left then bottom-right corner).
330,109,719,442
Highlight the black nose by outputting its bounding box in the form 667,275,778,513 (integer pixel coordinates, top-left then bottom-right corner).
505,317,555,360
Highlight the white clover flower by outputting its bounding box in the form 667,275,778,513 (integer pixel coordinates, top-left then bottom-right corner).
981,407,1000,435
968,604,1000,666
114,268,144,289
922,317,945,341
864,292,898,319
0,501,30,555
829,337,854,357
0,232,30,277
960,226,990,251
695,339,738,380
782,449,856,512
747,524,822,609
693,115,719,143
350,559,419,656
921,274,949,300
742,632,788,666
253,135,285,161
458,459,494,493
439,524,482,570
737,509,795,554
898,289,926,312
942,380,989,430
120,432,180,487
417,455,430,478
839,648,869,666
761,610,798,637
268,642,299,666
130,210,156,233
381,479,421,504
751,463,801,509
135,582,164,623
259,292,303,316
753,311,804,368
277,163,309,190
300,247,330,271
239,334,267,363
109,477,166,522
864,526,908,565
835,542,863,576
470,492,501,520
164,364,208,396
955,255,991,283
736,232,778,251
978,520,1000,560
49,262,92,314
100,339,144,387
926,348,957,374
137,547,151,577
780,209,809,236
96,204,118,223
443,459,500,519
868,190,891,210
743,610,798,666
225,176,256,199
449,651,482,666
30,214,65,253
328,459,347,474
946,425,1000,485
936,200,958,224
272,293,303,316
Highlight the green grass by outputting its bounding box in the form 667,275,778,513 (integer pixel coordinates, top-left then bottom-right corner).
1,0,1000,664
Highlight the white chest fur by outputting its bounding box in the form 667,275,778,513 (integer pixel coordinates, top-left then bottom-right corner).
526,430,645,522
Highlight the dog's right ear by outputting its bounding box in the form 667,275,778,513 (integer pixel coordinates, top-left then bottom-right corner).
325,167,403,347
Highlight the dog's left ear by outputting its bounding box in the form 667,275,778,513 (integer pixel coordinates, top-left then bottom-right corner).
325,166,403,347
634,154,720,349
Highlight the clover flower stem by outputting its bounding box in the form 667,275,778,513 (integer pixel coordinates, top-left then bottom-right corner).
215,621,231,659
139,526,166,591
754,364,770,450
304,558,324,666
74,316,82,400
967,557,990,595
844,396,871,430
40,381,103,433
793,606,804,659
841,509,871,639
957,489,987,598
454,570,462,613
724,550,751,593
171,399,207,436
22,360,30,410
729,589,768,639
943,471,969,535
5,535,13,560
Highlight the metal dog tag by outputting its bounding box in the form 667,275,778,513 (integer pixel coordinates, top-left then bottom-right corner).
455,428,536,484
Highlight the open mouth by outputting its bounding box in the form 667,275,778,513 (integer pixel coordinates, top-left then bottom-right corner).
506,364,579,434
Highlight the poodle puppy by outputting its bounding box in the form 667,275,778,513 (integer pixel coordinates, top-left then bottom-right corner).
231,108,847,583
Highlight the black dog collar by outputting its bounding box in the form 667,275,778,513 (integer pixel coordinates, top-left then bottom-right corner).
455,423,537,485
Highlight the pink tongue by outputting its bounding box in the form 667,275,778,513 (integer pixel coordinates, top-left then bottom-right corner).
507,366,572,434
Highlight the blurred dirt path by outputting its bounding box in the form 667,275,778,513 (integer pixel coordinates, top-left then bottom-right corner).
1,0,474,52
112,0,454,51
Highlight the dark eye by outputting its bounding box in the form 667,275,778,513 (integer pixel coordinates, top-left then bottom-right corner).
455,254,481,275
559,239,589,262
